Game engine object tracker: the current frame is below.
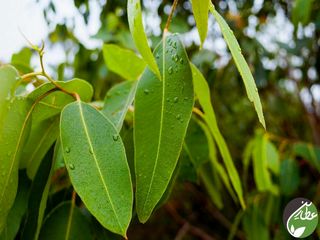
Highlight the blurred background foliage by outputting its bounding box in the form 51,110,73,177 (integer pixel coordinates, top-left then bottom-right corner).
5,0,320,239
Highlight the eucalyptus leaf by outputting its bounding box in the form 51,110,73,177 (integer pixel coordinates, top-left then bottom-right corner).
191,64,245,208
191,0,210,47
60,101,133,237
0,98,33,233
39,202,92,240
102,81,137,131
20,117,59,179
134,34,194,222
103,44,146,80
127,0,161,79
209,4,265,128
28,79,93,122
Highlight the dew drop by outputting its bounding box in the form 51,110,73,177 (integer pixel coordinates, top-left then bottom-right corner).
168,67,173,74
15,76,20,81
174,55,179,62
89,148,93,154
176,114,181,120
166,98,170,102
69,164,75,170
65,147,71,153
113,134,119,141
156,53,160,59
144,89,149,94
184,97,188,101
174,97,179,103
179,58,184,64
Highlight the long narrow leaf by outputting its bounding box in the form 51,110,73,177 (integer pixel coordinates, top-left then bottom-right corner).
209,4,266,128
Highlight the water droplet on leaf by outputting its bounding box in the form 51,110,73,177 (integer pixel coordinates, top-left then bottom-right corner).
144,89,149,94
113,134,119,141
69,164,75,170
65,147,71,153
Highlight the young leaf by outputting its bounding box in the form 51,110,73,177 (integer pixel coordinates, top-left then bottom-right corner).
103,44,146,80
191,64,245,208
0,98,32,233
292,0,314,27
60,101,133,237
28,79,93,122
102,81,138,131
191,0,210,47
280,159,300,196
39,202,92,240
21,146,55,240
20,117,59,179
134,34,194,222
209,4,266,129
127,0,161,79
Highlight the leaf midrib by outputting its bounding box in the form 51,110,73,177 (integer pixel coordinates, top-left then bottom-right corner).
140,36,167,215
77,102,123,231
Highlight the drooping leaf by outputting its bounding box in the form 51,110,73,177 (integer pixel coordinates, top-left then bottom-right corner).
127,0,161,79
209,4,266,128
60,101,133,237
20,117,59,179
191,64,245,208
0,98,33,233
21,146,55,240
103,44,146,80
102,81,137,131
134,34,194,222
11,48,33,74
28,79,93,122
0,172,31,240
252,132,278,194
191,0,210,47
39,202,92,240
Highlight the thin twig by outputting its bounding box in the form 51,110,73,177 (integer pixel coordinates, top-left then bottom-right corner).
164,0,179,32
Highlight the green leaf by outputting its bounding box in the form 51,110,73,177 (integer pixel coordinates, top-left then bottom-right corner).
21,146,55,240
252,133,278,194
102,81,137,131
127,0,161,79
266,141,279,175
292,0,314,26
11,48,33,74
191,64,245,208
60,101,133,237
28,79,93,122
242,206,269,240
0,172,31,240
209,4,266,129
134,34,194,222
280,159,300,196
103,44,146,80
20,117,59,179
0,98,33,233
0,65,20,119
191,0,210,47
39,202,92,240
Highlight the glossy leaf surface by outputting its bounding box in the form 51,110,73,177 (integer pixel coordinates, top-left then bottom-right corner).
127,0,161,79
134,34,194,222
102,81,137,131
0,98,32,233
103,44,146,80
60,101,132,237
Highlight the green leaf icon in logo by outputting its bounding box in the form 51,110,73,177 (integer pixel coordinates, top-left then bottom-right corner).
285,199,318,238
